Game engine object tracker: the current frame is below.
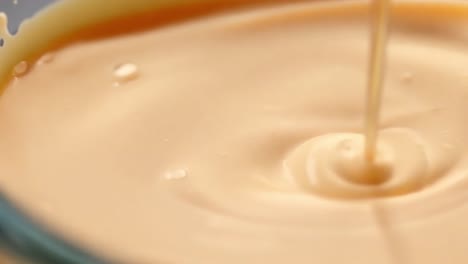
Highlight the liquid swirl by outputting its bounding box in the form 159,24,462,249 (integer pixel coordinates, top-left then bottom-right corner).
283,129,430,199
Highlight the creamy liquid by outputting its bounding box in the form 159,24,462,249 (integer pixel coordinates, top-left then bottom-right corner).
0,12,8,46
365,0,390,166
2,1,468,263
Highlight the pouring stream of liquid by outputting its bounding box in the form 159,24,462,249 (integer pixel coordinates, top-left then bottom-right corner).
364,0,391,167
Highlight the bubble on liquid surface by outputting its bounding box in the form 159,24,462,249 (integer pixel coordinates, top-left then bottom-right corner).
113,63,139,84
13,61,28,77
163,169,188,180
37,53,54,65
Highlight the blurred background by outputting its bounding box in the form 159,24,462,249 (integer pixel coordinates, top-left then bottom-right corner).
0,0,53,34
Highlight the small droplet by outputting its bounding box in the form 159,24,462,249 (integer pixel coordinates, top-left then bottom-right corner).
13,61,28,77
400,72,414,84
13,0,18,4
0,13,9,41
37,53,54,65
113,63,138,84
163,169,188,180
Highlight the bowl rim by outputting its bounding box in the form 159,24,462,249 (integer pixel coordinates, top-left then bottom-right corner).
0,193,110,264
